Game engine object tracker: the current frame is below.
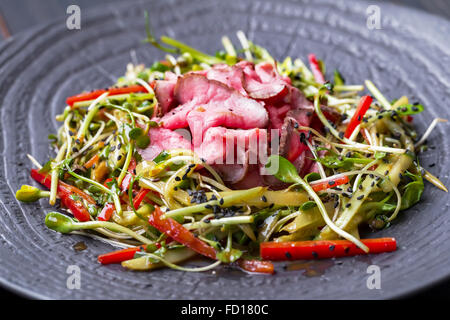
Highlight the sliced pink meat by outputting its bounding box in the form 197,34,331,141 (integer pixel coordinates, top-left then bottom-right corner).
274,102,314,161
200,64,247,96
154,80,176,115
138,127,192,161
162,74,268,136
213,157,249,184
267,104,291,130
232,165,265,189
197,126,267,165
243,62,288,100
154,72,178,116
160,100,195,130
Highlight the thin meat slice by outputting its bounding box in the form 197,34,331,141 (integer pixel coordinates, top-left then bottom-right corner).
278,108,314,161
197,127,267,165
154,80,176,115
266,104,291,130
162,74,268,135
197,127,268,183
138,127,192,161
243,62,288,101
160,100,196,130
154,72,178,116
213,152,249,184
201,64,247,96
231,165,265,189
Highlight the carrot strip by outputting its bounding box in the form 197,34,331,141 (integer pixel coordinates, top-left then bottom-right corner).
84,154,99,169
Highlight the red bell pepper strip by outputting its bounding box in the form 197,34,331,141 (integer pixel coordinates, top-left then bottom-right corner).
308,53,325,84
60,195,91,222
133,189,150,210
30,169,93,222
309,174,349,192
98,247,142,264
344,95,373,138
66,85,150,107
260,238,397,260
97,244,157,264
148,206,217,260
97,203,115,221
237,259,275,274
31,169,96,205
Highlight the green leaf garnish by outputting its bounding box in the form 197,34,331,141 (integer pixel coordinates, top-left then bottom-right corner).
153,150,170,164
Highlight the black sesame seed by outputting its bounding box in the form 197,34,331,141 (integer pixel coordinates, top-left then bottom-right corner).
175,176,181,181
359,184,363,190
344,247,350,254
72,147,78,153
429,163,435,168
261,195,267,202
328,180,336,186
345,203,351,208
312,251,318,259
334,201,339,208
117,155,122,161
219,198,224,205
347,187,353,193
357,195,364,200
338,132,344,139
285,252,292,259
329,245,335,251
300,132,306,143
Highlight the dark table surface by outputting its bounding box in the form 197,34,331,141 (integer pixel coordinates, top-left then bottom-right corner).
0,0,449,300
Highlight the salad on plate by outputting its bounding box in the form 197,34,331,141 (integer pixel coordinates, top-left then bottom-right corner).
15,17,448,274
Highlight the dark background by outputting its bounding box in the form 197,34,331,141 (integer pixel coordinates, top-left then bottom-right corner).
0,0,449,300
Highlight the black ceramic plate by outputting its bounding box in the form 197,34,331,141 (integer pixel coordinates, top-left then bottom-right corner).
1,0,449,300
